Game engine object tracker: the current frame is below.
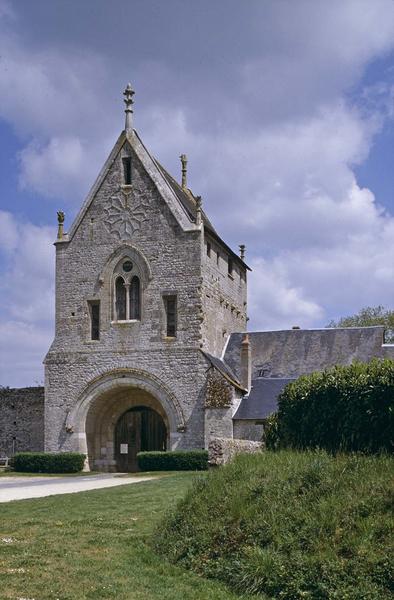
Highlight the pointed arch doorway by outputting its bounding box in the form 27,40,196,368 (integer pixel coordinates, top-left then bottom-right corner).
114,406,167,471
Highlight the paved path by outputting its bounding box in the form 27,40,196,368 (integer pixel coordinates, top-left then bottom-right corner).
0,473,158,503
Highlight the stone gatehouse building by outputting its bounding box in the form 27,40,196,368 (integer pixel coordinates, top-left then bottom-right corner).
1,85,394,470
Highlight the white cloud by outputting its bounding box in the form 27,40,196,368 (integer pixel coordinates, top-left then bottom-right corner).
0,210,18,251
19,136,87,199
248,257,323,330
0,212,55,386
2,1,394,384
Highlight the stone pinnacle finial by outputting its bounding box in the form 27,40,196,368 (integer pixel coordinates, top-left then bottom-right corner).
57,210,65,240
180,154,188,190
239,244,246,260
195,195,202,227
123,83,135,132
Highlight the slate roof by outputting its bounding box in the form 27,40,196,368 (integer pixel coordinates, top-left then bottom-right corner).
201,351,246,392
153,157,251,271
224,326,392,381
154,159,217,232
233,377,295,420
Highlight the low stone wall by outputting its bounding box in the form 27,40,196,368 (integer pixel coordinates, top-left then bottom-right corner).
208,437,262,467
233,419,264,442
0,387,45,457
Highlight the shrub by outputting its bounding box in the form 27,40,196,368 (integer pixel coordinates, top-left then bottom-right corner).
13,452,86,473
266,358,394,453
137,450,208,471
154,451,394,599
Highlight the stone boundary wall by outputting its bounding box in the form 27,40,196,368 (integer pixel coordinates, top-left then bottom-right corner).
0,387,44,457
208,437,262,467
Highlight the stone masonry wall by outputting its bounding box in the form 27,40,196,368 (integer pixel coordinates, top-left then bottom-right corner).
233,419,264,442
208,437,262,467
200,232,247,356
0,387,44,456
45,348,210,452
45,137,210,455
50,141,203,354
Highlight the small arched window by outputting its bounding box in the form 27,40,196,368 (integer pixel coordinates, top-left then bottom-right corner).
112,257,143,322
115,276,126,320
130,276,140,320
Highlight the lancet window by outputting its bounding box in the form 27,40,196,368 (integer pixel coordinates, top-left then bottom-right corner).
113,258,142,322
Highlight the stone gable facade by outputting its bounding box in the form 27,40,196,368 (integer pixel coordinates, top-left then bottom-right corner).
43,99,247,470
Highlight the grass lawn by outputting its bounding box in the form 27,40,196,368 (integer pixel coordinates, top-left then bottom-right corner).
0,471,102,478
0,472,251,600
0,471,162,478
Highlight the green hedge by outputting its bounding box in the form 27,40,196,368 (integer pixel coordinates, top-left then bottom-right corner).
13,452,86,473
137,450,208,471
265,358,394,453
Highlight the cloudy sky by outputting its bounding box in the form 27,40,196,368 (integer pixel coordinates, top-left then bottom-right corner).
1,0,394,387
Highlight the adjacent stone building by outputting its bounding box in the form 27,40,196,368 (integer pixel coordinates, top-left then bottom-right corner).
1,85,393,469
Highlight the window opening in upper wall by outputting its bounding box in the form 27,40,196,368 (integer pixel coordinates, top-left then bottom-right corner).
130,276,141,320
122,157,132,185
228,257,233,277
164,295,177,337
88,300,100,340
207,242,211,257
115,276,127,320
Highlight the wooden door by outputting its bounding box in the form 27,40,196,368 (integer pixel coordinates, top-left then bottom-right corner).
114,407,167,472
115,410,141,471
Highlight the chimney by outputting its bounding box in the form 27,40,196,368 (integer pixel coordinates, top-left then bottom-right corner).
240,333,251,392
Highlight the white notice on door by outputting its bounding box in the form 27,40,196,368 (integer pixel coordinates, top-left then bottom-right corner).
120,444,128,454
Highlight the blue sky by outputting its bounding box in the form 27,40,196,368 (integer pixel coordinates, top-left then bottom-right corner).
1,0,394,386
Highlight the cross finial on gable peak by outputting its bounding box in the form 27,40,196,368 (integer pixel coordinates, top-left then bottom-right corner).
123,83,135,132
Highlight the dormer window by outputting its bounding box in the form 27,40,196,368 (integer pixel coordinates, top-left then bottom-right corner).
122,157,132,185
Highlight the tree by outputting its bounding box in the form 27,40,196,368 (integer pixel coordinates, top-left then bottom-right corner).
327,306,394,342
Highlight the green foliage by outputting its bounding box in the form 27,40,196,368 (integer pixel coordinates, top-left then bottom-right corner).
0,473,242,600
137,450,208,471
267,358,394,453
154,451,394,599
263,413,280,450
327,305,394,341
13,452,86,473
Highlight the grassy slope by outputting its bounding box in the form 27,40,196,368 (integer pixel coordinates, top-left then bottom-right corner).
155,452,394,600
0,472,252,600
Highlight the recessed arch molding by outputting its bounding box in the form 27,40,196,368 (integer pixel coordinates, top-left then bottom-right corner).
67,368,186,436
